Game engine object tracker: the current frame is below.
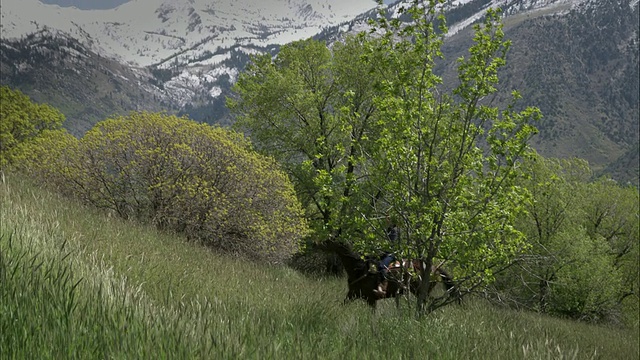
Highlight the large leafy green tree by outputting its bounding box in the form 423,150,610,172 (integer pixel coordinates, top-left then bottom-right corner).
581,178,638,323
229,36,379,240
230,0,539,314
513,156,594,314
0,86,66,167
354,1,540,313
584,179,639,276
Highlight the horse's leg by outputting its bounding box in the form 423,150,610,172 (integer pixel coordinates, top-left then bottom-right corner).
437,268,461,304
343,289,358,305
400,267,413,308
368,297,377,309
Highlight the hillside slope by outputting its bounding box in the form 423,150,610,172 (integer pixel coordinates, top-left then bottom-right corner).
2,172,638,358
437,0,639,183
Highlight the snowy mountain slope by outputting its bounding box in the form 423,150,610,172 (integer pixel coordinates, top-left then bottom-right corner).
1,0,602,111
2,0,637,183
0,30,175,135
314,0,600,46
1,0,378,67
1,0,379,112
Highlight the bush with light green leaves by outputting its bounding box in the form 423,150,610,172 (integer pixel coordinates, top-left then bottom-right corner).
21,111,308,262
0,86,66,168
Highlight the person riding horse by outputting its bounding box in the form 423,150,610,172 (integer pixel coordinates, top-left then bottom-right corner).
373,219,399,297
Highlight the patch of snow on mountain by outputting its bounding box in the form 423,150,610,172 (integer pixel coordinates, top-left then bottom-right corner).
446,0,592,35
209,87,222,98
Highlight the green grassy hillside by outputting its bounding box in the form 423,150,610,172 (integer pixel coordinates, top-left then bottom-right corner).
1,172,638,359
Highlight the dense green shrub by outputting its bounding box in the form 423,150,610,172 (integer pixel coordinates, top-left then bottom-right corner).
488,154,639,323
0,86,66,167
21,111,308,262
10,129,79,192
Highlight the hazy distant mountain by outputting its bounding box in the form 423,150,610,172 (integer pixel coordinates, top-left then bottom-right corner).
1,0,637,184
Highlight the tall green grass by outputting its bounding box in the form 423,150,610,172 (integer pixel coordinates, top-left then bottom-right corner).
1,172,638,359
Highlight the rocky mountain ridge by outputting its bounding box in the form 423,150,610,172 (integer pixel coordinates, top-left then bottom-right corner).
1,0,637,184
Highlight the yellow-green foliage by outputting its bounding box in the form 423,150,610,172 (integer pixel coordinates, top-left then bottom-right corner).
10,129,79,190
0,86,65,167
27,111,308,262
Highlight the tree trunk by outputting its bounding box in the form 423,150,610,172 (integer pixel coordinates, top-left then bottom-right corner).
538,276,551,313
416,258,433,316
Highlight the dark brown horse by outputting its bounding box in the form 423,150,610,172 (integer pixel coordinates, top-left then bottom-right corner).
318,239,382,307
319,240,459,308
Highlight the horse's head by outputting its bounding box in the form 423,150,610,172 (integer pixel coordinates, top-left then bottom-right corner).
319,240,373,278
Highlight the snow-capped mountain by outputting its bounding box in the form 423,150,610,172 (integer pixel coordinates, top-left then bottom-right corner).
323,0,596,38
0,0,601,109
1,0,378,67
1,0,379,108
1,0,637,184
